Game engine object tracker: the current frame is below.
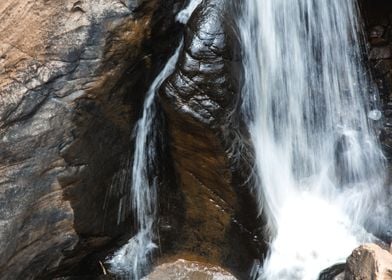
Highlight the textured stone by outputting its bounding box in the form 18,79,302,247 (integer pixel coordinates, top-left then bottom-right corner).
143,259,237,280
370,47,392,60
158,0,264,278
0,0,264,278
0,0,183,278
345,244,392,280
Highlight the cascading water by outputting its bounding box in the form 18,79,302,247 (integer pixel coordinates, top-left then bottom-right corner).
108,42,182,280
239,0,387,279
108,1,201,279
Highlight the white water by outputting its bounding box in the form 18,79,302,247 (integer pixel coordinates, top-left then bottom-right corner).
108,1,201,279
108,41,182,279
239,0,387,279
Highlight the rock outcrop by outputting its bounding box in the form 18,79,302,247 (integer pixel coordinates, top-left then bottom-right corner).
157,0,265,278
345,243,392,280
0,0,265,278
0,0,184,278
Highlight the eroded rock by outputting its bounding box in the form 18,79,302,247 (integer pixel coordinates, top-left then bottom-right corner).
0,0,184,278
158,0,264,278
0,0,263,278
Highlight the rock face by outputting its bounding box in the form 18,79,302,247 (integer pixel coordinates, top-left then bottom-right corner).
345,244,392,280
0,0,264,278
361,0,392,242
143,259,237,280
0,0,184,278
363,0,392,155
157,0,264,278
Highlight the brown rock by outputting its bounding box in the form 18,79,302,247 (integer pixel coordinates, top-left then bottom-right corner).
158,0,265,278
0,0,184,278
370,25,386,38
369,25,385,38
345,243,392,280
370,25,389,46
370,46,392,60
143,259,237,280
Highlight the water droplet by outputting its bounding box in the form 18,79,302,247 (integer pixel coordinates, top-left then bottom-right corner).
368,110,382,121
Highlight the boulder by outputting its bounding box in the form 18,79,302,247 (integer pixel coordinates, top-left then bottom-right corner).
345,243,392,280
143,259,237,280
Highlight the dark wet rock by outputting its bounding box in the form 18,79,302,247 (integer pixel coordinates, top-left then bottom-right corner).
158,0,264,279
318,263,345,280
369,26,388,46
370,47,392,60
0,0,184,278
0,0,262,278
362,1,392,167
370,25,386,38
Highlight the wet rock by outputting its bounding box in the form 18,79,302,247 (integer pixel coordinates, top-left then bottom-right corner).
345,243,392,280
370,25,386,38
143,259,237,280
370,47,392,60
158,0,264,278
362,0,392,177
373,60,392,78
318,263,345,280
0,0,183,278
370,26,388,46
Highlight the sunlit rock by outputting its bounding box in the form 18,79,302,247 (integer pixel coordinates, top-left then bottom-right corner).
143,259,237,280
0,0,183,278
345,244,392,280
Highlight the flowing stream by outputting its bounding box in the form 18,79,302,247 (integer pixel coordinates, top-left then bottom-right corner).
239,0,387,279
108,1,201,279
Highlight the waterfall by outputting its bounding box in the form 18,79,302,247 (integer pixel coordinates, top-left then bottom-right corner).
108,1,201,279
239,0,387,279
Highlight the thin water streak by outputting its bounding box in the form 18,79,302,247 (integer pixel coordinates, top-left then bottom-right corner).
108,1,201,279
